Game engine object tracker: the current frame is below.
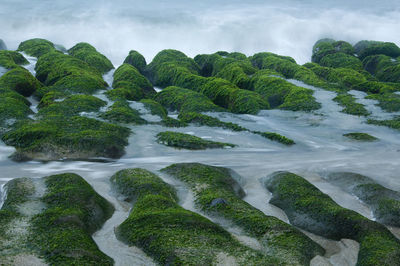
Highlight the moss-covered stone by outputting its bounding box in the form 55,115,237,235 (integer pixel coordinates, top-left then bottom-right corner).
68,42,114,74
343,132,378,141
253,131,295,145
112,63,155,99
0,89,33,131
251,73,321,111
333,93,370,116
365,93,400,112
160,117,187,128
162,163,324,265
0,50,29,69
354,40,383,55
358,42,400,60
148,50,269,114
319,52,363,70
123,50,147,74
326,172,400,227
140,99,168,119
18,38,56,58
111,168,279,265
312,39,355,65
37,94,106,117
265,171,400,265
2,115,130,161
29,173,114,265
178,112,246,131
154,86,224,114
156,131,235,150
0,67,42,96
34,51,108,102
100,100,147,124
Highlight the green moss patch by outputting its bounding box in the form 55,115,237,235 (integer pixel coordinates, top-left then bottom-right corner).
178,112,246,131
2,115,130,161
343,133,377,141
253,131,295,145
123,50,147,73
162,163,324,265
139,99,168,119
100,100,147,124
29,173,114,265
18,38,56,58
111,168,279,265
0,50,29,69
367,117,400,130
156,131,235,150
0,67,42,96
68,42,114,74
265,171,400,265
333,93,370,116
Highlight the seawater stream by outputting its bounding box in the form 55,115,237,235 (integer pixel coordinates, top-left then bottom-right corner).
1,67,400,265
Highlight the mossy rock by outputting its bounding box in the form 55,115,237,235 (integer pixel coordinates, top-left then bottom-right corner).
160,117,187,128
139,99,168,118
156,131,235,150
0,67,42,96
333,93,370,116
0,50,29,69
113,63,155,98
0,90,33,130
68,42,114,74
37,94,106,117
123,50,147,73
35,51,105,87
100,100,147,124
18,38,56,57
319,52,363,70
162,163,324,265
343,132,377,141
251,74,320,111
358,42,400,60
253,131,295,145
105,82,144,101
2,115,131,161
111,168,279,265
354,40,383,55
178,112,246,131
154,86,224,114
265,171,400,265
312,39,354,64
326,172,400,227
29,173,114,265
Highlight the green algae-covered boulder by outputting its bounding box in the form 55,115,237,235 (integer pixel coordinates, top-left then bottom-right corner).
354,40,383,55
113,63,155,97
326,172,400,227
0,67,42,96
37,94,106,117
2,115,130,161
154,86,224,114
0,50,28,69
29,173,114,265
368,117,400,130
358,42,400,60
35,51,105,85
365,93,400,112
123,50,147,74
178,112,246,131
251,73,320,111
156,131,235,149
18,38,56,57
148,50,268,114
68,42,114,74
312,39,354,64
111,168,280,265
0,89,32,131
105,82,144,101
162,163,324,265
140,98,168,119
253,131,295,145
265,171,400,266
319,52,363,70
100,100,147,124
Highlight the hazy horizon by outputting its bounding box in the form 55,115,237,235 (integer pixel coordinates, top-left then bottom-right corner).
2,0,400,65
